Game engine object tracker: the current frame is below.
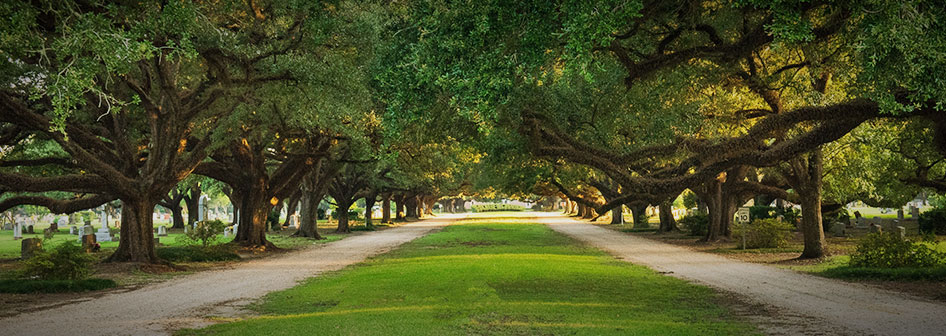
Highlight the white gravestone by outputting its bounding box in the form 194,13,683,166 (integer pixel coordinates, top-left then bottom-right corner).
223,227,231,238
13,221,22,240
157,225,168,237
95,210,112,242
289,214,299,229
69,226,78,235
57,216,68,227
198,195,209,223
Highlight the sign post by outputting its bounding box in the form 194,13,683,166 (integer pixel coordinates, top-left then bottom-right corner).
736,207,751,250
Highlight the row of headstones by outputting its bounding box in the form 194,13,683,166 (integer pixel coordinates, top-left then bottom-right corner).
831,222,908,238
852,207,920,226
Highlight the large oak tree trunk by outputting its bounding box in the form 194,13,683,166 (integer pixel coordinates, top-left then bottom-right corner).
395,195,405,220
336,200,352,233
424,197,437,216
405,196,419,220
381,193,392,223
610,205,624,224
184,185,201,227
658,200,678,232
234,185,274,248
107,198,159,263
630,203,648,228
582,205,596,219
170,205,185,229
701,180,738,241
295,190,323,239
793,150,826,259
365,192,378,228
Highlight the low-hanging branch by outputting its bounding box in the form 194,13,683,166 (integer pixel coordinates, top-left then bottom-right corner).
525,98,940,216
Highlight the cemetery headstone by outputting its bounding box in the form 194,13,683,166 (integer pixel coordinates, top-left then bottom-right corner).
869,224,883,234
896,226,906,239
81,225,94,243
2,221,11,230
854,216,866,228
58,216,68,228
26,225,34,234
13,222,22,240
20,238,42,259
897,209,905,221
223,227,231,238
830,223,846,237
157,225,168,237
81,234,97,252
43,227,55,239
289,214,300,229
69,226,78,235
198,195,209,222
911,206,920,219
233,223,239,235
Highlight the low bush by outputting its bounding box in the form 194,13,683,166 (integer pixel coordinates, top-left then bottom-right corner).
679,213,709,236
919,208,946,235
157,246,240,262
21,241,95,280
180,219,228,247
0,278,116,294
348,207,363,220
471,204,525,212
849,233,946,268
732,218,794,249
748,205,799,224
820,265,946,281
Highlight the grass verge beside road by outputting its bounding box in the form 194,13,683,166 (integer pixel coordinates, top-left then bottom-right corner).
180,216,757,336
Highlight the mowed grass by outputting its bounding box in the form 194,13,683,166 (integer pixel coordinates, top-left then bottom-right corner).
180,216,758,335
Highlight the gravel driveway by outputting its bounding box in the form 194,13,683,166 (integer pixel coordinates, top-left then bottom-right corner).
0,214,464,336
541,214,946,336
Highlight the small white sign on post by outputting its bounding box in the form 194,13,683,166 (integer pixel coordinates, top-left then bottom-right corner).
736,207,751,249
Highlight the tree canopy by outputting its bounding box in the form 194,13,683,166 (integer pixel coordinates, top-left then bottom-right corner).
2,0,945,262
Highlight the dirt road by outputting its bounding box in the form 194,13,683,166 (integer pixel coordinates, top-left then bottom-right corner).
0,214,464,336
541,214,946,336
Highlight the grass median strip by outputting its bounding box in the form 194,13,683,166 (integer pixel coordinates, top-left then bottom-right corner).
179,216,757,335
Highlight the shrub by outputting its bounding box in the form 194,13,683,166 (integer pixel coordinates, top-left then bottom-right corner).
919,208,946,235
157,246,240,262
748,206,778,220
732,218,794,249
181,219,227,247
21,241,95,280
348,207,363,220
849,233,946,268
0,278,116,294
471,204,525,212
679,213,709,236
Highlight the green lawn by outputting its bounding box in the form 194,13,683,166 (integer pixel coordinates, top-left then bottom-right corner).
0,228,344,259
179,216,757,335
